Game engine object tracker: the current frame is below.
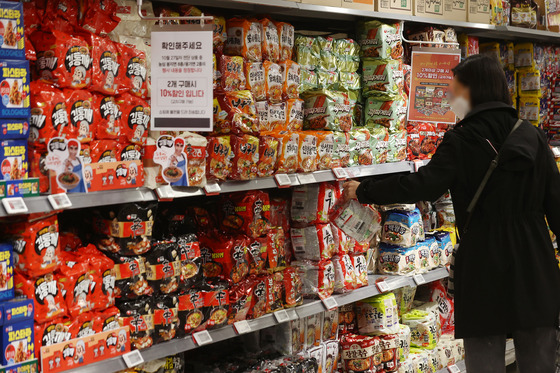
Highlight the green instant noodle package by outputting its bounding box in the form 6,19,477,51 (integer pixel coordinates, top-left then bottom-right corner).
402,310,439,349
365,97,407,133
295,35,320,70
302,90,353,132
317,36,337,72
339,71,361,91
387,130,407,163
317,68,339,89
348,128,373,166
358,21,403,60
334,39,361,72
332,132,350,168
356,292,400,335
299,68,318,94
363,59,404,98
369,126,389,164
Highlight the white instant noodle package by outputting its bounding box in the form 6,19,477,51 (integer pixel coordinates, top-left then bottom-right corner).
331,199,383,245
110,0,156,39
356,293,400,335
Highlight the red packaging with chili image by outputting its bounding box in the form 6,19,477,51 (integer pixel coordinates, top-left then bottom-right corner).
270,196,291,234
266,272,284,313
265,227,287,271
34,318,72,351
283,267,303,307
64,89,95,143
117,93,150,145
215,91,259,136
246,275,269,320
44,0,79,28
29,81,71,144
200,285,229,330
247,237,268,275
177,290,206,337
81,0,120,37
219,55,246,92
199,233,249,284
144,241,181,295
228,280,253,323
95,306,121,332
176,233,203,290
153,295,180,343
57,252,95,318
7,214,61,277
230,134,259,180
206,135,232,181
380,334,399,372
67,312,100,339
340,334,380,373
220,191,271,238
86,33,120,95
32,30,92,89
75,244,116,310
93,94,121,140
112,255,152,299
407,122,438,160
117,296,154,350
15,272,67,324
116,42,147,98
24,2,42,37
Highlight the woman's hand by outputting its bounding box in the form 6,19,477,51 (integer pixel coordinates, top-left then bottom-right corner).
343,180,360,201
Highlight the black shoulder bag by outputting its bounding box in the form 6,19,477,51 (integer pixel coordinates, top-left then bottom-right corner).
447,119,523,298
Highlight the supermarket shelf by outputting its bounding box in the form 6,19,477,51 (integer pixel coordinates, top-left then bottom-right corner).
69,267,449,373
167,0,560,42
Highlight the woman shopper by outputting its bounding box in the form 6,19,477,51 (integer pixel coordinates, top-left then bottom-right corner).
344,54,560,372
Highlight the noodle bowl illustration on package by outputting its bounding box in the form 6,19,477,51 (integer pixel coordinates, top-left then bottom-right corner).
44,137,88,193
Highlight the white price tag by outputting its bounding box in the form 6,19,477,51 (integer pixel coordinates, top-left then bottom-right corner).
448,364,461,373
297,173,316,184
322,297,338,310
274,173,292,188
553,147,560,158
192,330,213,346
332,167,348,180
233,320,251,335
287,309,299,320
413,274,426,285
2,197,28,215
274,309,290,323
122,350,144,368
47,193,72,210
346,168,361,178
376,280,390,293
204,182,221,195
156,185,174,200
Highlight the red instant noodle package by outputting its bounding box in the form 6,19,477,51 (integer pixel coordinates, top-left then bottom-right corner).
332,225,354,256
246,275,269,319
407,122,438,160
57,252,96,317
206,136,232,181
291,224,337,261
291,183,338,225
153,295,180,343
91,140,118,163
333,254,357,294
24,2,42,37
230,134,259,180
220,191,271,238
247,237,267,275
81,0,120,37
117,93,150,145
266,272,284,313
176,234,203,290
64,89,95,143
144,241,181,295
6,214,61,277
32,30,92,89
258,135,279,178
86,33,121,95
95,306,120,332
295,259,335,299
75,245,116,310
429,280,455,333
200,285,229,331
228,280,253,323
177,290,205,336
270,196,290,234
352,254,368,288
199,232,250,284
118,143,142,161
118,297,154,350
225,18,262,62
283,267,303,308
340,334,382,373
219,55,246,92
116,42,148,98
67,312,100,339
15,272,67,324
34,318,72,351
215,91,259,135
264,227,287,271
380,334,399,372
30,81,71,144
29,147,49,194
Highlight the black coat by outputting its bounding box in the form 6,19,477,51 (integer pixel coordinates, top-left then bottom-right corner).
356,101,560,339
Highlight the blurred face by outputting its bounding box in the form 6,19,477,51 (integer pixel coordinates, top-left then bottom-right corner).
451,78,470,103
450,78,471,120
68,144,79,158
175,142,184,155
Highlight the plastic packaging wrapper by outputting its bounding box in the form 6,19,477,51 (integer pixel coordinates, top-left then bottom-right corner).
322,309,339,341
425,235,441,269
257,135,279,177
362,59,403,98
293,260,335,299
297,131,318,172
304,313,322,349
429,280,455,333
112,255,153,299
225,18,262,61
277,132,299,173
206,135,232,181
331,200,382,245
245,62,265,101
110,0,155,39
264,60,283,103
402,309,439,349
295,35,319,71
144,242,181,295
118,296,154,349
260,18,280,62
15,272,67,323
358,21,403,60
315,131,335,170
398,324,412,362
370,127,390,164
366,97,407,133
291,224,336,261
286,98,304,132
302,90,353,132
340,333,383,373
387,130,408,163
352,254,368,288
269,102,287,130
219,191,271,238
407,122,438,160
332,132,350,168
291,183,339,225
356,293,399,335
434,231,453,266
338,304,358,335
382,209,423,248
332,254,357,293
349,128,373,166
280,60,300,100
219,55,246,92
275,22,294,61
380,334,399,372
377,243,417,275
393,285,417,316
230,134,259,180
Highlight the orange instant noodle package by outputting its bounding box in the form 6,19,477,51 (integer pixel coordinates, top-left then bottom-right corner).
276,131,299,174
230,134,259,180
315,131,335,170
280,60,300,100
220,55,246,92
117,93,150,145
259,18,280,63
206,135,232,181
275,22,294,61
255,101,271,132
297,131,318,173
268,102,287,131
116,42,148,98
225,18,262,62
245,62,265,101
263,61,283,103
93,94,121,140
216,90,259,135
285,99,304,132
257,135,279,177
15,272,68,324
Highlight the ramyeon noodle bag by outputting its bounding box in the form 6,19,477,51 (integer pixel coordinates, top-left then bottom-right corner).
280,60,300,100
255,101,271,132
291,183,338,225
315,131,334,170
275,22,294,61
332,254,356,293
245,62,266,101
269,102,287,131
331,200,382,245
297,131,318,173
377,243,417,276
225,18,262,62
293,259,335,299
332,132,350,168
264,60,283,103
206,135,232,181
260,18,280,62
291,224,336,261
351,254,368,288
286,98,304,132
356,293,399,335
276,131,299,174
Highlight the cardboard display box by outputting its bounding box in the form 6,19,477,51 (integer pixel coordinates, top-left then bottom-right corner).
414,0,445,17
301,0,342,6
467,0,491,23
444,0,468,21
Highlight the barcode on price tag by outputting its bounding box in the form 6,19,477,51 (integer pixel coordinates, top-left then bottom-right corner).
122,350,144,368
2,197,28,215
48,193,72,209
332,167,348,180
413,274,426,285
448,364,461,373
233,320,251,334
322,297,338,310
297,173,316,184
204,182,221,195
193,330,213,346
376,280,390,293
274,173,292,187
274,310,290,323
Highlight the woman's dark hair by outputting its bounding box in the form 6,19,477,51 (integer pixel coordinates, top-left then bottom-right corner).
452,54,512,107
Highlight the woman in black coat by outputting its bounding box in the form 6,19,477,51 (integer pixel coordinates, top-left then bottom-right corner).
344,54,560,372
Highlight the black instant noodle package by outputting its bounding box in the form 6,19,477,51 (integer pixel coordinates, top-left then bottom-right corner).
200,281,230,331
112,255,153,299
177,290,205,337
144,241,181,295
152,295,180,344
117,296,154,350
176,233,203,290
93,202,157,256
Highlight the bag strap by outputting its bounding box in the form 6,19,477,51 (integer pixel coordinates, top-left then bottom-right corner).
461,119,524,235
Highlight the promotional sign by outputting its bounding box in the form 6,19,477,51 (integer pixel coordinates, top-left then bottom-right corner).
408,48,461,124
40,327,130,373
151,24,213,132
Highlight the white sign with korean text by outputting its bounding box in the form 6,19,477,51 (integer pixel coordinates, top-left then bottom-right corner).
151,24,213,132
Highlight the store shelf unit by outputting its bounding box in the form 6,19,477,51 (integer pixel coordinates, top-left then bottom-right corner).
69,267,449,373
